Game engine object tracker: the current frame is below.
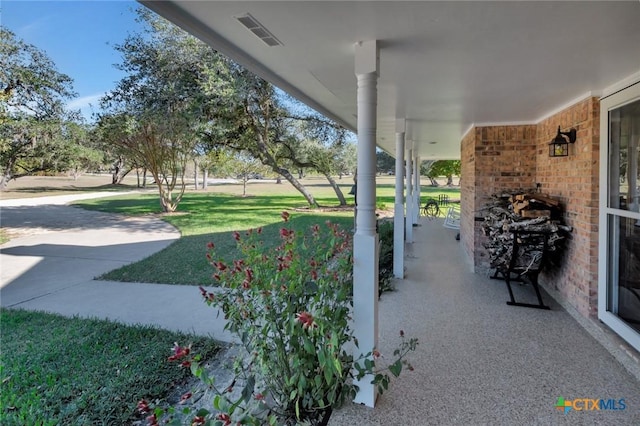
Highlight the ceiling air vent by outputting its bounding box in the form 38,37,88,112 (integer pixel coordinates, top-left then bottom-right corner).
235,13,283,47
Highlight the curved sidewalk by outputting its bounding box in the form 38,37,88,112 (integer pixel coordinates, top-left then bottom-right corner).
0,193,234,342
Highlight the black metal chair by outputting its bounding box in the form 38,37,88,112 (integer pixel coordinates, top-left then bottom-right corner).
422,198,440,217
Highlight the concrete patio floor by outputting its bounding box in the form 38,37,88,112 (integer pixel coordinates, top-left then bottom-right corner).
329,218,640,425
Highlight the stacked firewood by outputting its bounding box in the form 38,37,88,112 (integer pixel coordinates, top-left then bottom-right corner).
510,193,561,219
481,192,572,270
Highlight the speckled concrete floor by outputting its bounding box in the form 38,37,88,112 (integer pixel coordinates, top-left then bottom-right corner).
329,218,640,426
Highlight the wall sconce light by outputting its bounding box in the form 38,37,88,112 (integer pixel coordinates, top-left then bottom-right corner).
549,126,577,157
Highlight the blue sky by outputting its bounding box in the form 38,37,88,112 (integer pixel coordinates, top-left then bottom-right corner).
2,0,142,120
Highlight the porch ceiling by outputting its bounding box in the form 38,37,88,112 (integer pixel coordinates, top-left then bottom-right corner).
140,1,640,160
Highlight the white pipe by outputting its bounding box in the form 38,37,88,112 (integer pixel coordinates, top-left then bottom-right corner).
394,128,405,278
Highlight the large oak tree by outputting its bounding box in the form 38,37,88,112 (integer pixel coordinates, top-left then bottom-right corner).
0,27,96,190
205,70,322,207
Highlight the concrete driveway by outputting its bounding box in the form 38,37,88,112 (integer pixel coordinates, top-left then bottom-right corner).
0,193,235,341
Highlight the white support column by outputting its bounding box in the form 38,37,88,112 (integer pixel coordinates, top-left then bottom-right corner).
393,119,405,278
353,40,379,407
413,154,420,224
416,156,421,221
405,143,413,243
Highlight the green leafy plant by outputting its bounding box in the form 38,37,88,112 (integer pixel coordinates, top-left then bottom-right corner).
139,212,417,425
377,220,395,295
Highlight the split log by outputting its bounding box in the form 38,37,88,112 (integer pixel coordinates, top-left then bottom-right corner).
506,216,549,230
513,200,529,215
528,194,561,207
521,209,550,218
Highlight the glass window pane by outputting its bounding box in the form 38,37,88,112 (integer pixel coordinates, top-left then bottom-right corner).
609,99,640,211
609,215,640,331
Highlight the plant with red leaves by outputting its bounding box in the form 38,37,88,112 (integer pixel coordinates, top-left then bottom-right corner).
198,211,417,425
167,342,191,362
140,211,416,426
137,399,151,414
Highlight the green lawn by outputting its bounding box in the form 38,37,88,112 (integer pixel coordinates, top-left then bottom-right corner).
72,177,459,285
75,191,355,285
0,309,220,426
0,229,9,245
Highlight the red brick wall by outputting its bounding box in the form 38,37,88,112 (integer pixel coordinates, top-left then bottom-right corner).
475,125,538,202
459,124,537,271
536,97,600,317
459,97,600,318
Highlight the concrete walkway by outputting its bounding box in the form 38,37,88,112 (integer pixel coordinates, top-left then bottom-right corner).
0,193,234,341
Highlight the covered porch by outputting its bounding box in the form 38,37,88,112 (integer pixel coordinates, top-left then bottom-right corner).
330,217,640,424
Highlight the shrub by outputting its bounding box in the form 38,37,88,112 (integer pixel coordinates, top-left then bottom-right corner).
139,212,417,425
377,220,395,295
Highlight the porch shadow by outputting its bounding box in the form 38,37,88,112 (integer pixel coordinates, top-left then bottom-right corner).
330,218,640,425
0,240,178,307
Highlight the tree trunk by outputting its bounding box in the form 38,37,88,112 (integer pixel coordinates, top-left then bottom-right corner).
242,177,248,196
160,193,175,212
0,170,12,191
111,157,131,185
193,159,199,190
429,177,438,187
202,169,208,189
447,175,453,186
158,185,178,213
149,169,179,213
278,167,318,207
112,157,124,185
136,168,141,188
143,168,147,188
249,121,315,205
0,156,16,191
324,173,347,206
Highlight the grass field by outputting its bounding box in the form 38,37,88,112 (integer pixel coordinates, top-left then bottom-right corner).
69,175,459,285
0,174,142,200
0,309,220,426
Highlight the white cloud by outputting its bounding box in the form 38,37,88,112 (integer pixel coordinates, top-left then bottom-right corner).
67,93,103,110
17,16,53,39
